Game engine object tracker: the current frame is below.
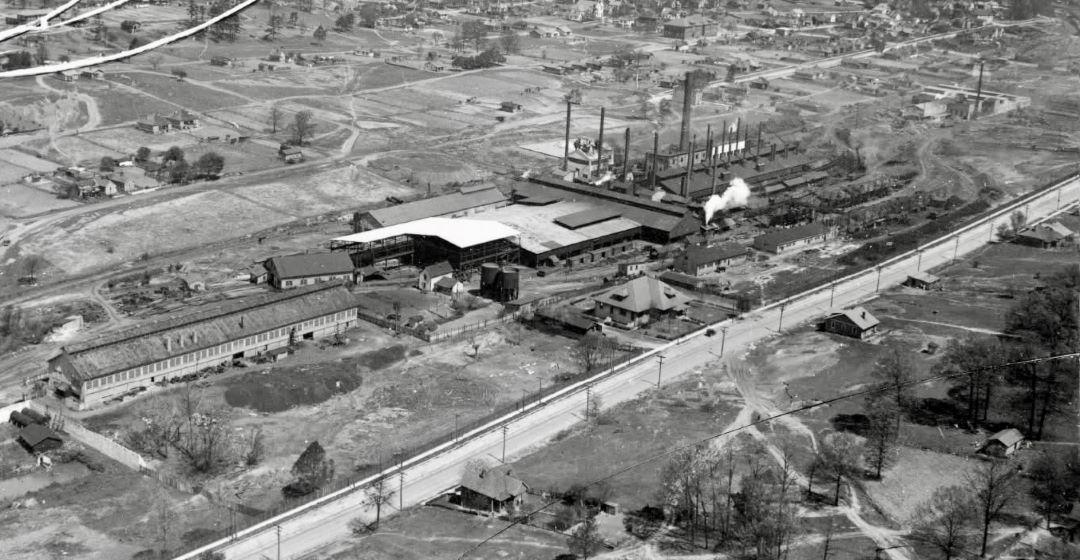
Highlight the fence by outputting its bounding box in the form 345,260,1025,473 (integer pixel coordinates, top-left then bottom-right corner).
177,170,1080,559
356,295,565,344
53,413,149,471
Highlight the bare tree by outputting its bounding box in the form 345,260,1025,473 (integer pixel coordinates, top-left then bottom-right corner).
871,346,914,434
570,332,614,374
567,513,602,559
268,104,283,134
289,109,315,146
968,459,1019,557
362,475,396,530
242,427,265,466
820,431,863,506
863,391,898,479
21,254,44,283
468,334,481,359
153,486,178,556
910,485,975,560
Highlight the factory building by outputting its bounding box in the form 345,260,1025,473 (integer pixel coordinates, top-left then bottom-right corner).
330,217,521,272
675,243,748,276
477,200,642,267
753,222,834,254
48,284,359,409
352,186,509,231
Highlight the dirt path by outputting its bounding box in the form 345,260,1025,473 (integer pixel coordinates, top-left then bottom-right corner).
716,361,912,560
879,315,1005,335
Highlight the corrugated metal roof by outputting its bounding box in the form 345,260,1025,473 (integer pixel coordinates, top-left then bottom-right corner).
364,188,507,228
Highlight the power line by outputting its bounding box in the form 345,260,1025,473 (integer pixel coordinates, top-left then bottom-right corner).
455,350,1080,559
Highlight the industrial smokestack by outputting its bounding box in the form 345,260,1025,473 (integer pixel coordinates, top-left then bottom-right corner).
623,127,630,181
563,101,571,171
973,59,985,120
683,137,695,198
734,117,742,160
650,130,658,190
708,127,719,196
597,106,606,176
719,120,727,166
679,72,694,152
770,143,777,162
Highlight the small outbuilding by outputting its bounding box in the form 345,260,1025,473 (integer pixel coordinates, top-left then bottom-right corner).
979,428,1024,458
822,307,880,340
458,464,528,516
264,253,355,289
434,276,464,294
18,424,63,453
904,271,940,290
418,261,455,292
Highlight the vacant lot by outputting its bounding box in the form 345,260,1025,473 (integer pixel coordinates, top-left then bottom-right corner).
322,506,568,560
111,72,249,111
862,447,980,525
513,376,743,511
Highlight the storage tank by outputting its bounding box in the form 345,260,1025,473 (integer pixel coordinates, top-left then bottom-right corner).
8,410,33,427
480,263,500,297
500,267,520,302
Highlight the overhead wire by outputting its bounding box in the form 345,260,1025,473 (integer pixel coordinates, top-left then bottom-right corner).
455,350,1080,559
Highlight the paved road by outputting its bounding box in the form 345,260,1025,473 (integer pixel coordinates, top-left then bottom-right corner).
177,173,1080,560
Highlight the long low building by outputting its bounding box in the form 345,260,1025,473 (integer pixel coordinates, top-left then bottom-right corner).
48,284,360,409
353,186,509,231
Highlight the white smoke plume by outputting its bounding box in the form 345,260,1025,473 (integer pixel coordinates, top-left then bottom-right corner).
703,177,751,225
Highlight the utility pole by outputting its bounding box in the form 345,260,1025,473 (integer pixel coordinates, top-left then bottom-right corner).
398,471,404,510
719,327,728,356
972,59,985,120
778,303,786,331
829,281,837,308
656,355,665,388
276,525,282,560
585,385,592,419
916,249,923,271
953,235,960,262
875,265,883,292
501,425,508,462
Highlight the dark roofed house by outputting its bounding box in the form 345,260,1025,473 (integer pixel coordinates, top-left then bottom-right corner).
280,146,304,163
822,307,879,340
164,110,199,130
418,261,455,292
662,14,718,40
18,424,62,453
753,222,832,254
676,243,748,276
458,464,528,515
979,428,1024,458
594,276,691,329
1015,222,1075,249
135,114,172,134
904,271,940,290
264,253,355,289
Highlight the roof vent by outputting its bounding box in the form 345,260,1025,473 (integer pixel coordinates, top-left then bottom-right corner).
861,311,866,319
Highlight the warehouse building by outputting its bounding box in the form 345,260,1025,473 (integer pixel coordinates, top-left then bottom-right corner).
264,252,355,289
753,222,833,254
48,284,359,409
330,217,521,272
353,186,509,231
675,243,748,276
478,200,642,267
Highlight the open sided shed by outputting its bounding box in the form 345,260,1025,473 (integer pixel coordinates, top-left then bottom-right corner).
330,217,521,272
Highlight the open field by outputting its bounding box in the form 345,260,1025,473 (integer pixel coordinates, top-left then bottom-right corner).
321,506,568,560
0,183,81,217
513,373,743,511
861,447,981,525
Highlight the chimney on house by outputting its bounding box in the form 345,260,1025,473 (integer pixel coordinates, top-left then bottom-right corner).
239,316,245,329
164,338,172,351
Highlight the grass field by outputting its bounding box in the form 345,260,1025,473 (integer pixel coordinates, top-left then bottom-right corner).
111,71,249,111
861,447,981,526
87,86,182,126
513,378,743,511
0,183,80,217
323,507,568,560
